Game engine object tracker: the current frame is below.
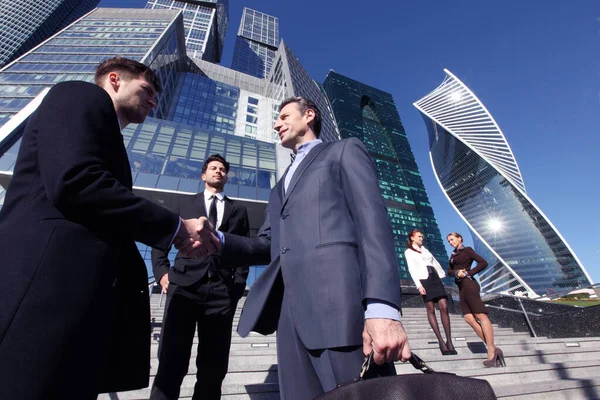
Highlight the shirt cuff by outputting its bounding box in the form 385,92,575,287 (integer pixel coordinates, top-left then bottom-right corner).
168,217,182,247
215,229,225,247
364,299,400,321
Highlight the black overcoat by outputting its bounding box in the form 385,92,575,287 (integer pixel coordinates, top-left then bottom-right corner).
0,81,179,398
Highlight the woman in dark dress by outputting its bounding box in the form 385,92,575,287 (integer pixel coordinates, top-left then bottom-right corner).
405,230,456,355
447,232,505,367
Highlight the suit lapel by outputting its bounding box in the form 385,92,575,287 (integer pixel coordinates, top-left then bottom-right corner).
194,193,207,218
278,165,291,206
220,197,234,231
282,142,328,208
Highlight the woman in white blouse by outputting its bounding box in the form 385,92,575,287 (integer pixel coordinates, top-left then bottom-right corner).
404,229,456,355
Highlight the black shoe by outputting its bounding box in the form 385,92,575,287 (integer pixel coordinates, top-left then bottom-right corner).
439,343,452,356
446,341,458,355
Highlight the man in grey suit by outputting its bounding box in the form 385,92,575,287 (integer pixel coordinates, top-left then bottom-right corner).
220,96,411,399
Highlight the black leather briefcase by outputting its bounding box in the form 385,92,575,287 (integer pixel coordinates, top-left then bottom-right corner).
315,352,497,400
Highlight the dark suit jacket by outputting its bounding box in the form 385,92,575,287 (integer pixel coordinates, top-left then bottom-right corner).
152,193,250,299
0,81,179,397
223,138,402,350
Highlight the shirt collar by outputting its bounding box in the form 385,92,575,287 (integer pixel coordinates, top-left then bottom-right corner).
453,245,465,253
295,139,322,158
409,245,422,253
204,189,224,202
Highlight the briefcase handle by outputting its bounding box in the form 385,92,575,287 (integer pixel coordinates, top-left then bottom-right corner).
360,352,435,380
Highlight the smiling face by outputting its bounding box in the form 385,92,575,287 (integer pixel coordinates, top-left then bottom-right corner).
104,71,158,128
273,102,316,152
202,160,228,191
410,231,424,247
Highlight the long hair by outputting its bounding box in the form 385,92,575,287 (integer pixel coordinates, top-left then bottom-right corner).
406,229,421,249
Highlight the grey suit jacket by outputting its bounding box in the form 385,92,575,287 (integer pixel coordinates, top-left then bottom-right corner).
223,137,401,350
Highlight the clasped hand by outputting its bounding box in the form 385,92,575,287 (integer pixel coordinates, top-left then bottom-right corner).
363,318,411,365
173,216,222,258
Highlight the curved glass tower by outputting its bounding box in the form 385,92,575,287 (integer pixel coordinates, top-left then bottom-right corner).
414,69,592,296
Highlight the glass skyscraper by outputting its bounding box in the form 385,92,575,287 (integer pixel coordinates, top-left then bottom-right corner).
231,7,278,79
0,7,276,281
0,0,99,69
267,40,340,144
323,71,448,282
145,0,228,63
414,69,593,296
0,5,333,284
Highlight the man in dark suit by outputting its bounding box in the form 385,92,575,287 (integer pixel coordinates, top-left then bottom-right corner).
0,57,217,400
220,96,412,399
150,154,250,400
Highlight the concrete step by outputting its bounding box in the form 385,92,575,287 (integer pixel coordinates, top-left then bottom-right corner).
98,382,279,400
141,298,600,400
147,330,533,348
468,359,600,387
396,349,600,373
146,345,600,380
494,377,600,399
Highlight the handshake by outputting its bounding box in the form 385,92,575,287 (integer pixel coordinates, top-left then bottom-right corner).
172,216,222,258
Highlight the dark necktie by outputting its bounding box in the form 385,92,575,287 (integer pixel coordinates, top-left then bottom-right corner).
206,195,218,279
208,195,218,228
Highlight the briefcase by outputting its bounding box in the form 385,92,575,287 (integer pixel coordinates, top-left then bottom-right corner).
315,352,497,400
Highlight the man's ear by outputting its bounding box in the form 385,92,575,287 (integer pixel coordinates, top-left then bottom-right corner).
304,108,315,124
108,72,120,92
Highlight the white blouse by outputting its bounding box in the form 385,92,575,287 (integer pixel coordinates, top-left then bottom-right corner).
404,245,446,288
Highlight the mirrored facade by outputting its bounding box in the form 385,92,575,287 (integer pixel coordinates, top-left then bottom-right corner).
414,69,592,296
231,8,278,79
145,0,228,63
0,8,186,130
0,0,99,69
0,6,283,283
123,117,276,202
266,40,340,144
324,71,448,282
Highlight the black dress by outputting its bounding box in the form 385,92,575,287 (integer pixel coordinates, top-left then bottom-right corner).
449,247,489,315
420,266,448,303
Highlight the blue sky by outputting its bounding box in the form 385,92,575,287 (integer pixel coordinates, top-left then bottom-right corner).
99,0,600,283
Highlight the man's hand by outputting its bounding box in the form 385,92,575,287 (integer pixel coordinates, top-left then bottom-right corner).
363,318,411,365
418,286,426,296
173,217,222,258
159,274,169,294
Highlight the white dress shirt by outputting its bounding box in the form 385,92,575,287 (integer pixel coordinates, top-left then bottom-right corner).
203,189,225,229
405,245,446,288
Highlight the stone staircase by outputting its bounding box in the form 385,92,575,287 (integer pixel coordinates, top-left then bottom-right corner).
99,295,600,400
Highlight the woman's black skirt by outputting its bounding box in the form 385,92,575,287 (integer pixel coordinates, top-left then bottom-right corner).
419,266,448,303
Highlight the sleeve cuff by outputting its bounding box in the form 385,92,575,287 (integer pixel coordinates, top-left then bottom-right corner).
216,229,225,247
364,299,400,321
168,217,182,247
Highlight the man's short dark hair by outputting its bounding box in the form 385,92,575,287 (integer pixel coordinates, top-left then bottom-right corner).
202,154,230,174
279,96,322,137
94,57,162,93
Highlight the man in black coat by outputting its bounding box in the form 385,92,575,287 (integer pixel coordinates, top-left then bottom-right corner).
150,154,250,400
0,57,217,400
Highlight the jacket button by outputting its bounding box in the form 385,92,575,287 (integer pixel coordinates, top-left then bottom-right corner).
281,247,289,254
281,213,289,219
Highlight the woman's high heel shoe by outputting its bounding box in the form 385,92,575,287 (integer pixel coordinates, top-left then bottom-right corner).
438,343,452,356
446,341,458,355
483,347,506,367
